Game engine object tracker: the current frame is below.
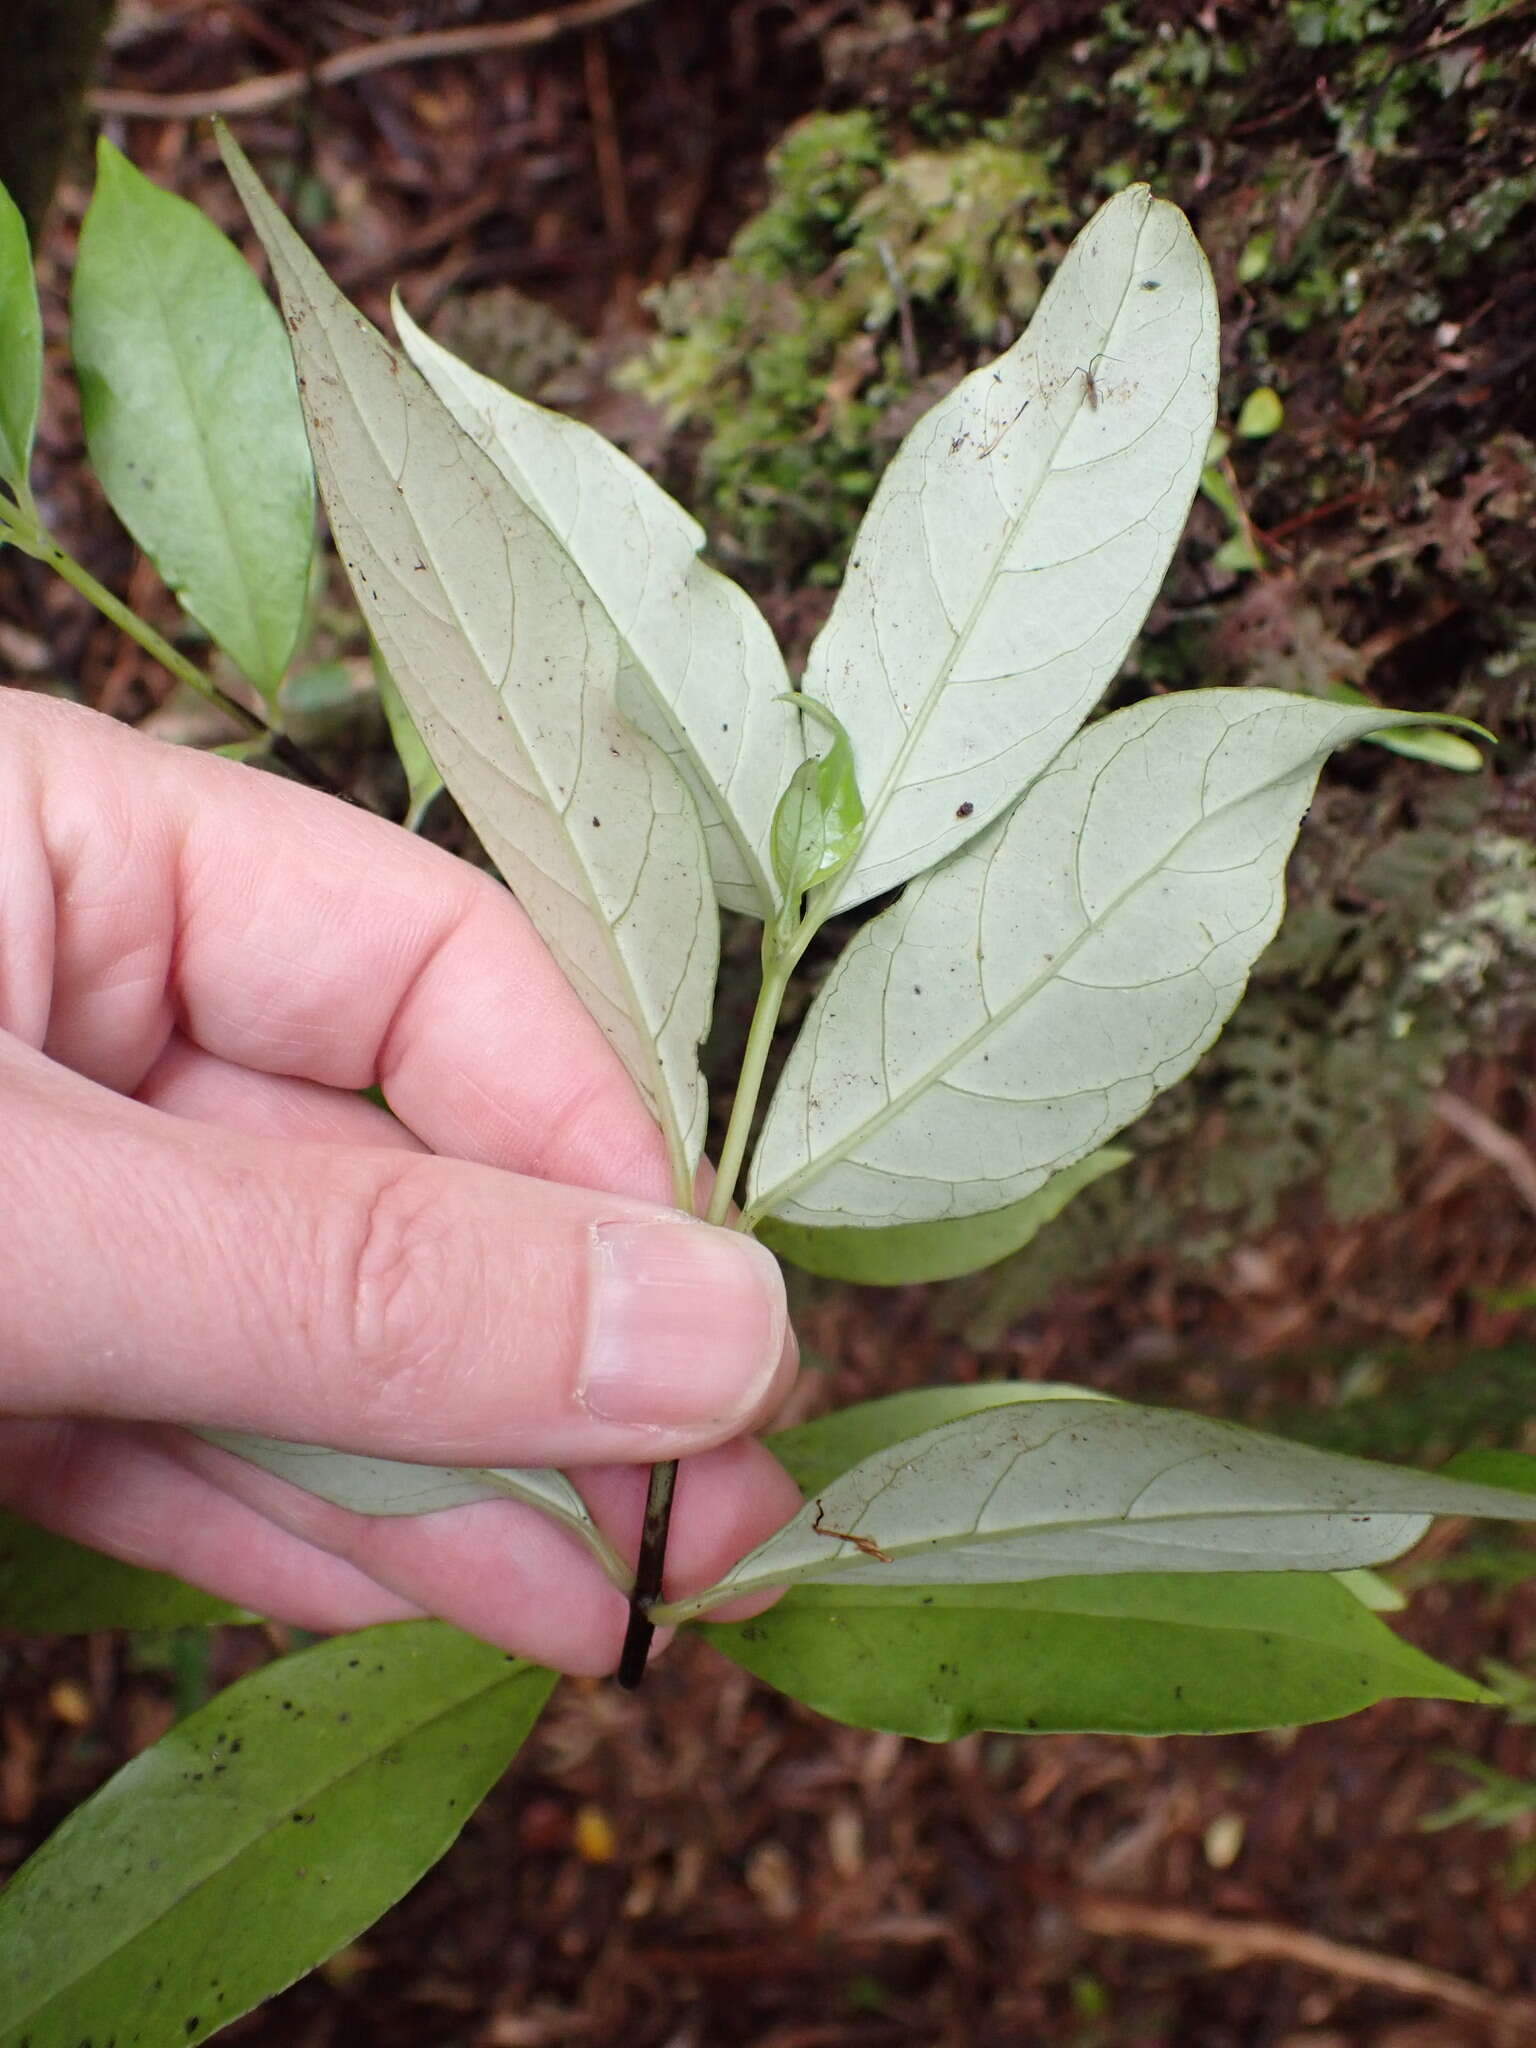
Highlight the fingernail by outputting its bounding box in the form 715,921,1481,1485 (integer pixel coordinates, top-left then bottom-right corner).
580,1221,789,1435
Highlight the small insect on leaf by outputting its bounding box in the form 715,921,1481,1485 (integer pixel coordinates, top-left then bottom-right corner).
770,693,865,907
1076,351,1121,412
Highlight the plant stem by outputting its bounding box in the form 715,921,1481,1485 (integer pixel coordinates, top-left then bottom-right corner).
615,1457,677,1689
0,494,356,804
617,928,800,1689
1,499,263,730
707,942,795,1230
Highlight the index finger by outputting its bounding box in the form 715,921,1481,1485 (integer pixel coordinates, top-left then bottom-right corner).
5,692,675,1201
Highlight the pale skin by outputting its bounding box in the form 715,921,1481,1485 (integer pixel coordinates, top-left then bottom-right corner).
0,691,802,1675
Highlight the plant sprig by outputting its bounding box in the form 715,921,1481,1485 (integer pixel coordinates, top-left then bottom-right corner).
0,129,1524,2048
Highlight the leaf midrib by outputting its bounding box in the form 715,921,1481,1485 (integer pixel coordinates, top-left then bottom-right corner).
116,190,275,680
421,616,700,1193
716,1496,1430,1603
749,706,1338,1223
817,199,1152,911
405,321,786,920
9,1658,541,2025
285,249,699,1191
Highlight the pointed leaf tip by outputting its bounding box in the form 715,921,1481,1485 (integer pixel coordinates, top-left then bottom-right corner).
800,183,1220,914
390,289,802,921
215,122,717,1193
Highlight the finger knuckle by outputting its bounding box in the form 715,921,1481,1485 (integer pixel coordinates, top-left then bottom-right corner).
328,1164,462,1432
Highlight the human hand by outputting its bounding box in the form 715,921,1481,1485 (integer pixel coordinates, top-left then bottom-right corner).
0,691,800,1673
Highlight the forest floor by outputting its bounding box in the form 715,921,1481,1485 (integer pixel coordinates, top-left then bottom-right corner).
2,3,1536,2044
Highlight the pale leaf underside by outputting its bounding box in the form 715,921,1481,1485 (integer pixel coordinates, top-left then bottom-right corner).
218,128,716,1191
804,182,1219,913
756,1147,1129,1284
677,1396,1536,1616
198,1433,630,1590
394,300,801,920
747,692,1431,1230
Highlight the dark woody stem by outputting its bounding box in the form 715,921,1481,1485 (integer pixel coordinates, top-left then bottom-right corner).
616,1457,677,1689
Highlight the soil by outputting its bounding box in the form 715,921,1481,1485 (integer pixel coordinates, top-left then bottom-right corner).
2,4,1535,2045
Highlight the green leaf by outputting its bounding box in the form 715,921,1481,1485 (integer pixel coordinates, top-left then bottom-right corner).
1368,724,1485,772
0,179,42,491
665,1389,1536,1618
217,124,717,1199
0,1624,555,2047
1200,457,1260,553
374,651,443,830
1235,385,1284,438
392,294,801,921
1439,1448,1536,1495
1507,1839,1536,1893
70,139,314,698
757,1147,1128,1284
770,695,864,904
1237,230,1273,283
1318,680,1490,771
1420,1753,1536,1833
1212,528,1265,573
197,1433,632,1593
0,1513,243,1631
747,692,1454,1231
801,183,1219,914
704,1572,1486,1739
278,659,356,720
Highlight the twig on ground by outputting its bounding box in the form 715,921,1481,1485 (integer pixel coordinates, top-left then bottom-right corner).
583,27,632,285
92,0,658,120
1433,1092,1536,1222
1071,1893,1536,2039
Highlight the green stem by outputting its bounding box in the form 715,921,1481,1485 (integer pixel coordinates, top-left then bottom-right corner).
648,1583,728,1629
1,496,266,735
617,922,803,1688
0,494,359,804
707,937,796,1230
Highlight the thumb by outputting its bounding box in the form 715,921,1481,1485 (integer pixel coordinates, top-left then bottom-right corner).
3,1040,792,1466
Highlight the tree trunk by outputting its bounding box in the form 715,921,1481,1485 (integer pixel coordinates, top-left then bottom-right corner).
0,0,117,237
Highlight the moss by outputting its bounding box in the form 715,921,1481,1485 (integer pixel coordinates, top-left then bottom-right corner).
620,1,1532,594
729,110,888,278
620,110,1065,581
1105,15,1251,136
